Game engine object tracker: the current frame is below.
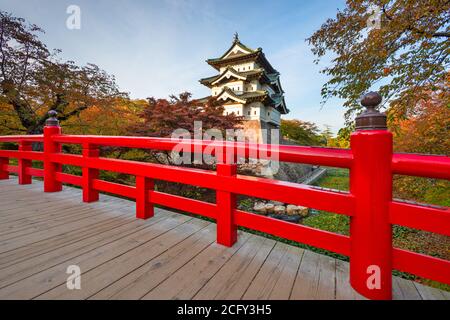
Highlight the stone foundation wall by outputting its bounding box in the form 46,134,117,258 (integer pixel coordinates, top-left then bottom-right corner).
241,120,280,144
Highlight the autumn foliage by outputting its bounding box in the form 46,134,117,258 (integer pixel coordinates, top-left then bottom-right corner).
129,92,242,138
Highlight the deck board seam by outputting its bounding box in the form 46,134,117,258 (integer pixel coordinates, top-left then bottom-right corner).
189,233,254,300
240,236,277,300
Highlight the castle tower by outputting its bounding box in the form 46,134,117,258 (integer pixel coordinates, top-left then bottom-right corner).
198,34,289,143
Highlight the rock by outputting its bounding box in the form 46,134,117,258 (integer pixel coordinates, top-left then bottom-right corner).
298,206,309,217
253,202,267,214
264,203,275,214
274,205,285,215
271,201,284,206
286,204,299,216
268,214,301,223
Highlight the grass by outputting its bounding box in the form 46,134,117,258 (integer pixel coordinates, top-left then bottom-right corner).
307,167,450,292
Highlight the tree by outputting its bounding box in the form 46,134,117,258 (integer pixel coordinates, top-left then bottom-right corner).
327,126,352,148
0,11,125,134
320,124,334,146
130,92,242,138
308,0,450,122
389,85,449,156
280,119,322,145
63,98,145,136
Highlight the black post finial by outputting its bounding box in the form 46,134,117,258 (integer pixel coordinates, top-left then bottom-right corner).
355,92,387,130
45,110,60,127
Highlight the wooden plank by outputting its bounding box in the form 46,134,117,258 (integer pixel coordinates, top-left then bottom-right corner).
0,213,175,288
141,232,251,300
242,242,303,300
0,205,114,238
0,202,137,253
0,214,192,299
92,224,217,300
392,276,422,300
36,218,210,299
0,201,134,265
193,235,275,300
315,254,336,299
0,188,122,222
0,196,129,231
0,195,130,229
0,205,133,268
290,250,322,299
335,259,366,300
413,282,449,300
0,205,122,245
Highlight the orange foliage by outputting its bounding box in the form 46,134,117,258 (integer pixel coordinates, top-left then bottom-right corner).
62,99,145,136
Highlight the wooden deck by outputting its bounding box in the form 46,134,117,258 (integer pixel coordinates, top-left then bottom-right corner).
0,178,448,300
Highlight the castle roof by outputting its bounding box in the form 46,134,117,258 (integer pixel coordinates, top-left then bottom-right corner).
199,67,274,88
198,87,288,114
205,36,278,74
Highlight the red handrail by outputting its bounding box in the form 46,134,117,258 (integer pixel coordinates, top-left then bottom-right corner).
0,125,449,300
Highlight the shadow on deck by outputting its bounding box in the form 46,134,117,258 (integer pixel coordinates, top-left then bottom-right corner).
0,178,448,300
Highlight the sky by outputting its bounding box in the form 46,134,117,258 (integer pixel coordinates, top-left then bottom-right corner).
1,0,348,132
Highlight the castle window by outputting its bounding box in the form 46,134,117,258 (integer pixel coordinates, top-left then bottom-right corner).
237,111,239,115
254,111,257,115
268,112,270,116
248,111,251,115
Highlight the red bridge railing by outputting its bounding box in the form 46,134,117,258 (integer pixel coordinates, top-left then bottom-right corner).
0,94,448,300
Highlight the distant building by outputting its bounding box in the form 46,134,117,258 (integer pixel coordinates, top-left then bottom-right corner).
198,33,289,143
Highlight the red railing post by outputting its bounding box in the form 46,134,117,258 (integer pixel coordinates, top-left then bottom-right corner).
82,143,99,202
136,176,154,219
43,111,62,192
349,92,393,300
18,141,32,184
216,163,238,246
0,155,8,180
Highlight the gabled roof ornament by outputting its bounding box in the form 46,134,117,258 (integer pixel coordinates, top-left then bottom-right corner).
233,32,239,43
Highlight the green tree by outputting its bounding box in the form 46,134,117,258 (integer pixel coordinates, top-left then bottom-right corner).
280,119,322,145
308,0,450,122
320,124,334,146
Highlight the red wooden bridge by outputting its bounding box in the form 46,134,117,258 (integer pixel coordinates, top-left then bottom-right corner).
0,93,448,300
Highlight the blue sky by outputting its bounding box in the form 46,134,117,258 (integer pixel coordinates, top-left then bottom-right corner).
1,0,348,132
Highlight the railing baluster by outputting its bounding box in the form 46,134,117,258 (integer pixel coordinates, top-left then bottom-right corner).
43,111,62,192
216,163,237,246
0,156,8,180
136,176,154,219
18,141,32,184
82,143,99,202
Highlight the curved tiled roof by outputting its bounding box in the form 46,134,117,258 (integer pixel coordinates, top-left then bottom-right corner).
199,68,274,88
197,88,288,114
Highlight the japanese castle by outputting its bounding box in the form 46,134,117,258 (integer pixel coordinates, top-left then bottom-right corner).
199,34,289,143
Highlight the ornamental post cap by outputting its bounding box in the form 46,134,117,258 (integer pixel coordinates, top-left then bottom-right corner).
361,91,382,108
45,110,60,127
355,91,387,130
